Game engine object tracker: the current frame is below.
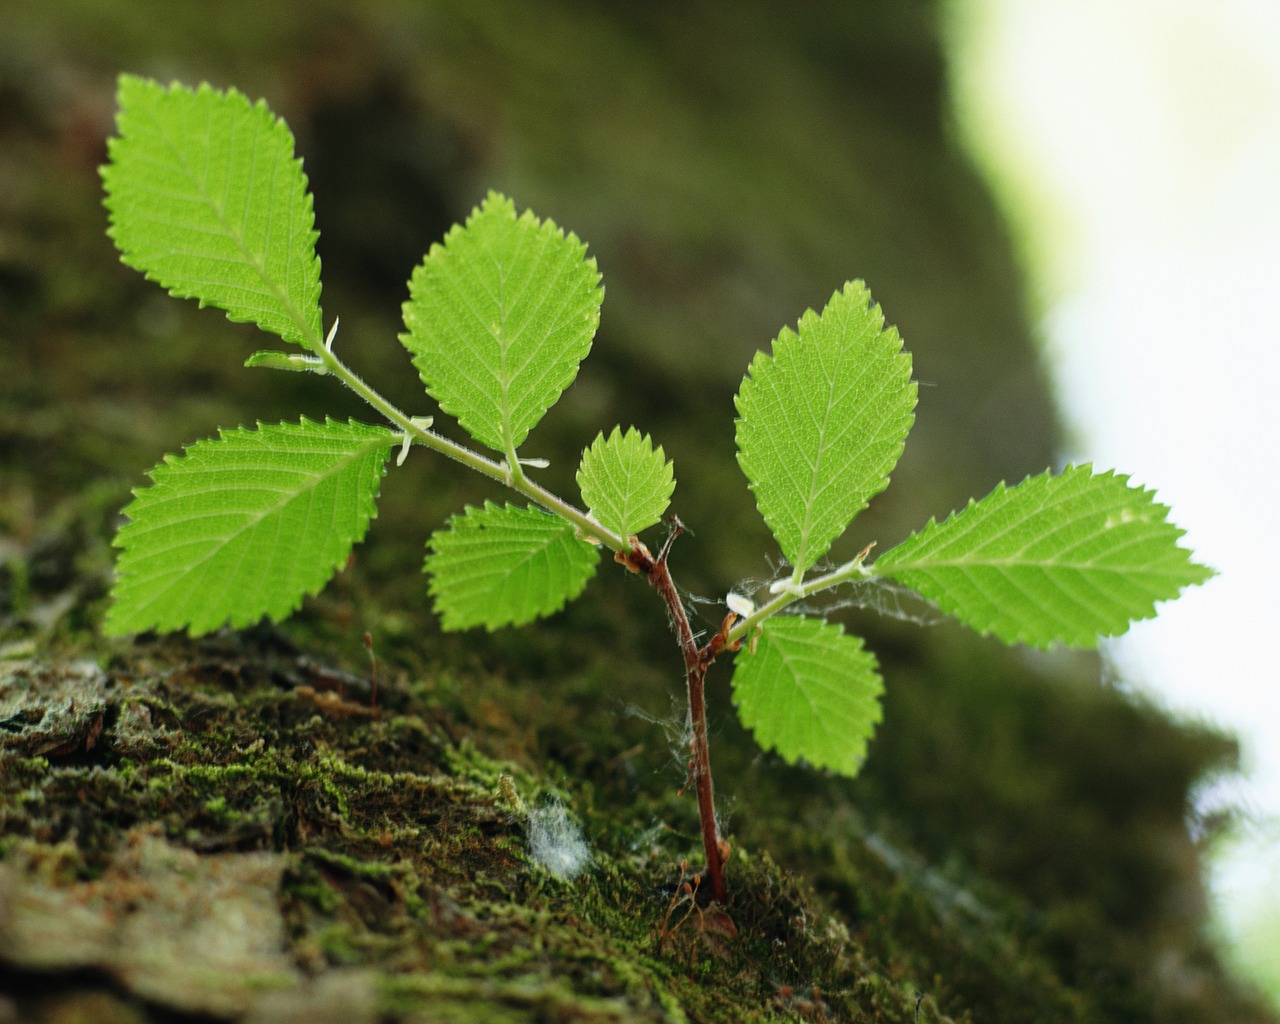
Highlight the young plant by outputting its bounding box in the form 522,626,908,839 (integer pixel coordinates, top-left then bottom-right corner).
100,75,1212,903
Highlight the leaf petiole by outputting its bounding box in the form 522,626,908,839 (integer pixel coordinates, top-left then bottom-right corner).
305,333,630,555
726,545,876,646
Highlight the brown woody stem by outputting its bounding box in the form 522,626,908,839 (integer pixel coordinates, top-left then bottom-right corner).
642,519,728,904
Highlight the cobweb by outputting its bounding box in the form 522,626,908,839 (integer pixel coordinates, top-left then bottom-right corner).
680,552,944,631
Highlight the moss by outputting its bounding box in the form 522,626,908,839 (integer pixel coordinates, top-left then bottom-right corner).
2,636,941,1022
2,629,1270,1021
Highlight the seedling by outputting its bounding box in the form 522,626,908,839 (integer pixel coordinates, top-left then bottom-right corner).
99,76,1212,903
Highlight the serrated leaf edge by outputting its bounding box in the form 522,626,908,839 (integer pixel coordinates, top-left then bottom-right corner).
102,75,323,348
576,424,675,538
731,616,884,777
873,464,1215,648
424,500,600,632
734,280,916,575
399,191,603,456
106,417,392,636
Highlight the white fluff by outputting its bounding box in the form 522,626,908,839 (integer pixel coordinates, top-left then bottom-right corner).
527,800,591,881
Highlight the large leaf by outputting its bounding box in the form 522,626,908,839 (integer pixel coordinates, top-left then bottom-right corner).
425,502,599,631
106,418,393,636
576,425,675,538
102,75,323,347
874,465,1215,648
735,280,915,576
731,616,883,777
400,192,603,456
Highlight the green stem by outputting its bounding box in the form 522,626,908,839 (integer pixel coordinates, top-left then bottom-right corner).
311,340,628,553
725,552,874,646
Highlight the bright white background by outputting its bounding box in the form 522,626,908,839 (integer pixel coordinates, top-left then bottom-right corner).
948,0,1280,1001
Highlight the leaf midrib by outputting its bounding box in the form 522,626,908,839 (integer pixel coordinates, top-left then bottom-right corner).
144,93,319,348
123,432,387,610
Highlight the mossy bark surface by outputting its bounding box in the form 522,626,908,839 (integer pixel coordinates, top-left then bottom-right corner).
2,3,1274,1021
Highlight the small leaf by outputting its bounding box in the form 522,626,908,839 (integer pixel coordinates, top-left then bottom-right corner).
731,616,883,777
735,280,915,575
400,192,603,456
425,502,599,631
102,75,323,347
106,418,393,636
874,465,1215,648
576,425,675,538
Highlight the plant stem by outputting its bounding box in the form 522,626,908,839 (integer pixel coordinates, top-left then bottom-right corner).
301,332,730,899
313,344,629,552
724,549,874,647
643,522,728,904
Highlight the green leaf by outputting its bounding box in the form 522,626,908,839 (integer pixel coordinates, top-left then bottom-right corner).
425,501,600,631
106,418,393,636
102,75,322,347
731,616,883,777
400,192,603,456
576,426,675,538
873,465,1215,648
735,280,915,576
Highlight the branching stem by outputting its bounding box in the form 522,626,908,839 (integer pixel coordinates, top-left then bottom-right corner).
299,331,730,902
313,341,629,553
640,520,728,904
